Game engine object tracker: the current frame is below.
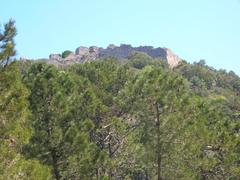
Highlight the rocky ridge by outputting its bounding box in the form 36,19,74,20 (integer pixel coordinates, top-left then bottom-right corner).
48,44,182,67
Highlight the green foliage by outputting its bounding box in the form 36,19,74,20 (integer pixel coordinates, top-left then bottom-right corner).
0,19,17,68
61,50,72,58
118,66,193,178
69,60,138,178
1,44,240,179
127,52,168,69
0,63,52,179
176,61,240,95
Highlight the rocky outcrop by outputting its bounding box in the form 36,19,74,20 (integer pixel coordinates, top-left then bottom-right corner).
164,48,181,68
49,54,61,60
75,46,89,56
48,44,182,67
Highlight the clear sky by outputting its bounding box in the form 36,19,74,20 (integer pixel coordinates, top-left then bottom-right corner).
1,0,240,74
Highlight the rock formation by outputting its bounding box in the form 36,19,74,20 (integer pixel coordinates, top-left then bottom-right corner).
48,44,182,67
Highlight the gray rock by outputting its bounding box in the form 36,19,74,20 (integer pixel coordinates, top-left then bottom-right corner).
48,44,182,68
164,48,181,68
75,46,89,56
107,44,117,49
64,52,76,61
49,54,62,60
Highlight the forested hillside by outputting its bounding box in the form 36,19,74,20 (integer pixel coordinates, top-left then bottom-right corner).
1,20,240,180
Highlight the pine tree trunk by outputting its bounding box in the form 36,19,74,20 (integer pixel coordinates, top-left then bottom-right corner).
51,149,61,180
96,168,100,180
156,103,162,180
108,135,112,180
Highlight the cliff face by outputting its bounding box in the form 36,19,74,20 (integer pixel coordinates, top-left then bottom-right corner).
48,44,181,67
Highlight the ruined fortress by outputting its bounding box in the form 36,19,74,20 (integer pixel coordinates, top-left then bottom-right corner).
48,44,181,68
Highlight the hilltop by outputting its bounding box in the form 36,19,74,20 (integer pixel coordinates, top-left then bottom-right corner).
48,44,181,68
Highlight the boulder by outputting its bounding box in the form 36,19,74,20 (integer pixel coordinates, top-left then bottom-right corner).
75,46,89,56
164,48,181,68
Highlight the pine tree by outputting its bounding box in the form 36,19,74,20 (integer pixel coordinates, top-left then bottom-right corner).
24,63,110,179
0,19,17,68
0,63,52,180
118,65,212,179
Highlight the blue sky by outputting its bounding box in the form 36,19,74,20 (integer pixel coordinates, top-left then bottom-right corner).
1,0,240,74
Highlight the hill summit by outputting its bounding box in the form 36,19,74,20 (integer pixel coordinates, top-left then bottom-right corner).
48,44,182,67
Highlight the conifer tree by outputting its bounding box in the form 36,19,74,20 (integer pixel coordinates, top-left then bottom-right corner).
0,63,52,180
0,19,17,68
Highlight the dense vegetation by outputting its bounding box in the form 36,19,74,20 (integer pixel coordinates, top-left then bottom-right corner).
1,20,240,180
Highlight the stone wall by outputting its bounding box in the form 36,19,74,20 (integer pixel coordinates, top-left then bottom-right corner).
48,44,182,67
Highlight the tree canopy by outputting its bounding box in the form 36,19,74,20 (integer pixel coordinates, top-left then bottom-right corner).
1,20,240,179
